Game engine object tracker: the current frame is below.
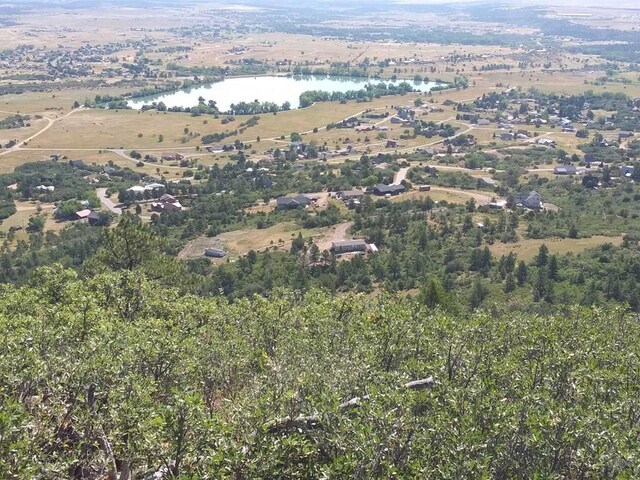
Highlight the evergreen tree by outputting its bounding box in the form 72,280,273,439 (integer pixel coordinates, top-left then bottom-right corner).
516,261,528,286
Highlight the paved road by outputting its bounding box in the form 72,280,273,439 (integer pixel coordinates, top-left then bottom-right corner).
96,187,122,214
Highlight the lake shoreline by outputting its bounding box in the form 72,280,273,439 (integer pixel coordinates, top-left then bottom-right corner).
126,75,448,112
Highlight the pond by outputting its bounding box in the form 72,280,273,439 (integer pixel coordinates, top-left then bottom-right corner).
127,75,445,111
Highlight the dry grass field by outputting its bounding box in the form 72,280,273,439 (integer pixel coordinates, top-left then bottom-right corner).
0,117,50,144
489,235,624,261
0,87,134,115
185,32,522,71
0,201,64,243
179,221,330,260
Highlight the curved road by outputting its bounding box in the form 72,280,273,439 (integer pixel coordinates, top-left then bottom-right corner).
96,187,122,214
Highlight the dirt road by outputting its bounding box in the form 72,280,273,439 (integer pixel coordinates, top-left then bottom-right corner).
393,166,410,185
429,186,500,206
317,221,354,251
0,107,84,158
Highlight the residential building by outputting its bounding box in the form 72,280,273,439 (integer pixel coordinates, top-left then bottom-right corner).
620,165,635,177
87,211,108,226
373,184,405,196
276,194,313,210
554,165,577,175
500,132,514,141
513,190,543,210
479,177,497,187
74,209,92,220
337,189,365,202
331,239,367,254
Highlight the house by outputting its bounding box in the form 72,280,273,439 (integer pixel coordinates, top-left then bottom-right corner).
151,199,184,213
476,119,491,126
554,165,577,175
150,194,184,212
585,160,604,170
337,189,365,203
142,175,162,184
513,190,543,210
373,184,405,196
562,125,576,132
386,140,398,148
74,209,92,220
276,194,313,210
160,193,177,204
417,148,435,156
331,239,367,254
162,201,184,212
204,248,227,258
537,138,556,148
161,152,185,161
479,177,496,187
390,116,408,124
34,185,55,192
619,131,635,140
205,144,223,153
69,159,85,168
87,211,108,226
620,165,635,177
103,166,117,175
500,132,514,141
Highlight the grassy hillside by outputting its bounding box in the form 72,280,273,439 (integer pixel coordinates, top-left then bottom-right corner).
1,266,639,478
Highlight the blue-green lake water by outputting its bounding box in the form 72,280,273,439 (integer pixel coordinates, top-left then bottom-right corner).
127,75,444,111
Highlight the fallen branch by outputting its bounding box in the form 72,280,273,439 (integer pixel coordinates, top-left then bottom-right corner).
405,377,434,391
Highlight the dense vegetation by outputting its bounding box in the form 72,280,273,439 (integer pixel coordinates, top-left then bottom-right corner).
1,262,639,479
299,82,418,108
6,2,640,477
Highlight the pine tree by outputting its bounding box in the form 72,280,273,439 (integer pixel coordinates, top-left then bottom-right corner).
516,260,528,286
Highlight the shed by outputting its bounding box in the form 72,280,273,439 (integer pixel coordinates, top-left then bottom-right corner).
204,248,227,258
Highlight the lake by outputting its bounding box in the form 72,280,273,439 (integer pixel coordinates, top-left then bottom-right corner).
127,75,445,111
